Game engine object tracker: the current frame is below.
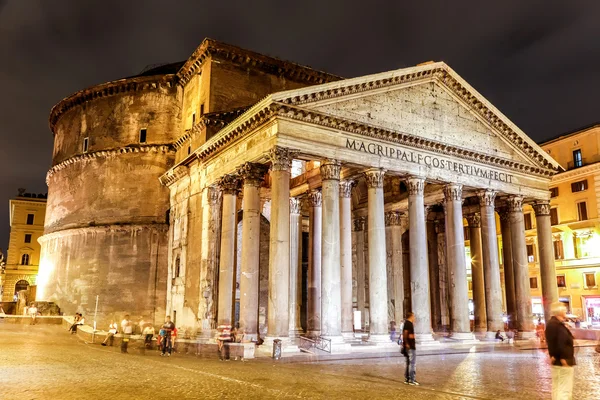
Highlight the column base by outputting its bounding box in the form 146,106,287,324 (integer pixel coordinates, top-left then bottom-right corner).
260,336,299,355
368,333,393,344
448,332,478,343
517,330,537,340
288,328,304,338
305,330,321,339
341,331,355,340
415,333,439,345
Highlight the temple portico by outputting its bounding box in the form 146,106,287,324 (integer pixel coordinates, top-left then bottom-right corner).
160,62,561,353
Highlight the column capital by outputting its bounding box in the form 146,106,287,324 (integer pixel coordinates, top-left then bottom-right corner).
238,162,268,187
353,217,365,232
443,184,463,202
506,195,523,213
307,190,322,207
466,213,481,228
533,200,551,216
320,159,341,181
497,207,510,222
385,211,403,226
290,197,302,215
206,185,222,207
477,189,497,207
406,176,425,195
339,180,355,198
364,168,385,188
268,146,297,171
217,174,240,195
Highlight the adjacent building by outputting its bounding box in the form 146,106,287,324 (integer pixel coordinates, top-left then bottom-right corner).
39,38,563,349
1,190,47,302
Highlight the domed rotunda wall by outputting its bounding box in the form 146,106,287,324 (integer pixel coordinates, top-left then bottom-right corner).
38,74,181,325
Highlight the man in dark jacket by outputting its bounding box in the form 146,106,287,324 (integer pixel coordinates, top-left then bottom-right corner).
545,302,575,399
402,312,418,386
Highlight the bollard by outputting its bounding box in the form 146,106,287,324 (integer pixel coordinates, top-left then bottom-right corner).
272,339,282,360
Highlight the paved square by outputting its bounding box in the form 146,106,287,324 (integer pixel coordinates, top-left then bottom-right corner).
1,324,598,399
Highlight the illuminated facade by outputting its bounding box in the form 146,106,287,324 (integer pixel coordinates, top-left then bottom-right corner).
1,191,47,302
40,39,562,349
527,123,600,327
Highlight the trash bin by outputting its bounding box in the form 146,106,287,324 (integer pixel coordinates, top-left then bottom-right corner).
272,339,282,360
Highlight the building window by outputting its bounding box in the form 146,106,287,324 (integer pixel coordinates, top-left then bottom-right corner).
553,239,564,260
550,187,559,198
192,113,196,126
577,202,588,221
26,214,34,225
139,128,147,143
526,244,535,263
524,213,533,230
187,146,191,155
573,149,583,168
550,208,559,226
24,234,31,244
83,137,89,153
530,277,538,289
21,254,29,266
556,275,566,288
200,104,205,116
174,256,181,278
14,280,29,294
584,272,596,289
571,179,588,192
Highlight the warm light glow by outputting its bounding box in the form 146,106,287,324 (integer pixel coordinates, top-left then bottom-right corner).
35,256,55,300
580,232,600,258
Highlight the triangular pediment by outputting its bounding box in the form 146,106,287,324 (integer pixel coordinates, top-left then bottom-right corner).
271,62,560,172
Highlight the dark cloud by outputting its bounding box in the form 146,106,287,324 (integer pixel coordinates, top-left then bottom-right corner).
0,0,598,248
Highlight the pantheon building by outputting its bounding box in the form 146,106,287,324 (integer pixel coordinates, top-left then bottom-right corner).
39,39,561,350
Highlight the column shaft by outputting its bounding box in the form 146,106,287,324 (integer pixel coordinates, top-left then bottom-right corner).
217,175,239,327
406,177,434,340
365,169,389,340
354,218,366,329
307,190,322,336
386,212,404,326
467,213,487,333
289,198,303,337
340,180,354,337
238,163,266,339
534,201,559,322
266,147,293,339
478,190,504,336
444,184,473,339
435,220,450,330
507,196,535,337
499,209,517,328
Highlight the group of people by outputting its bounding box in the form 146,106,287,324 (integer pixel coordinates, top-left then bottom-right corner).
216,325,245,361
400,303,580,399
98,315,177,356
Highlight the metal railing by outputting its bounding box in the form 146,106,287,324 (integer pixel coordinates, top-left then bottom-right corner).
298,336,332,353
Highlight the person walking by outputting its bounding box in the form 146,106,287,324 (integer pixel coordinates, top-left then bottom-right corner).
102,321,118,346
402,312,419,386
120,315,133,354
161,316,175,356
545,302,575,400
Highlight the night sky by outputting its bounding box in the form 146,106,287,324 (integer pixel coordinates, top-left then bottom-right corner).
0,1,598,250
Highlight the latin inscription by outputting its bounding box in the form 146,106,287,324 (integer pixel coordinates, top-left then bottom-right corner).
346,139,514,183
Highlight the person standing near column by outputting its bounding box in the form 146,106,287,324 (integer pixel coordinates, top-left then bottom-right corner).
402,312,419,386
545,302,575,399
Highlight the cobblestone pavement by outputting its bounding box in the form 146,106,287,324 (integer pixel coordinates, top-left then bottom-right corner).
1,324,599,400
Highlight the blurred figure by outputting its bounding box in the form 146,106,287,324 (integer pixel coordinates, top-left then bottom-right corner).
402,312,418,386
120,315,132,354
161,316,175,356
101,321,118,346
545,302,575,400
495,330,505,342
390,321,397,343
28,303,38,325
143,325,155,349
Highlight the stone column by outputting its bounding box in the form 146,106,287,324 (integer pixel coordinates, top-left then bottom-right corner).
289,197,303,337
386,211,404,326
353,217,366,329
198,185,221,335
426,218,441,331
533,200,559,323
406,176,434,342
477,190,504,337
466,213,487,334
435,219,450,330
498,208,517,328
365,168,389,342
238,163,266,340
307,190,322,337
339,180,355,338
507,196,535,338
265,147,294,341
217,174,239,327
444,184,474,340
319,160,346,347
